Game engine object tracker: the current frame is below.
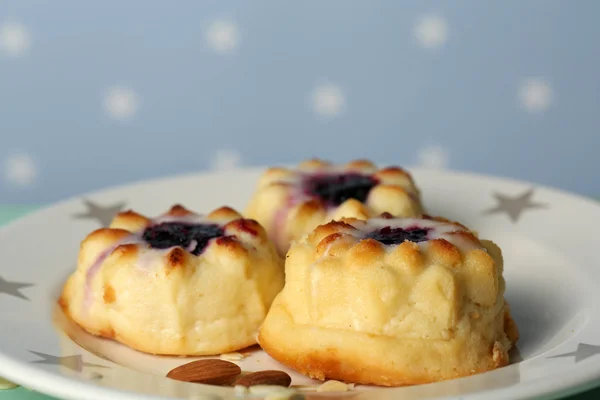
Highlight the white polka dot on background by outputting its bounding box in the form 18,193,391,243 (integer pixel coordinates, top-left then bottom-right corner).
210,149,242,171
0,20,31,57
310,83,345,118
518,78,553,113
103,86,140,121
3,152,38,188
205,19,240,54
413,14,448,49
416,145,449,169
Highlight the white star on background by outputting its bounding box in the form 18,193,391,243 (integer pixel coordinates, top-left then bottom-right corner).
413,14,448,49
0,20,31,57
210,149,241,171
417,145,449,169
205,19,239,54
311,83,345,118
103,86,140,120
3,153,38,187
518,78,553,113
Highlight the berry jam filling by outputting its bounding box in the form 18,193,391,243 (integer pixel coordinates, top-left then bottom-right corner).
366,226,430,245
303,173,379,207
142,222,225,255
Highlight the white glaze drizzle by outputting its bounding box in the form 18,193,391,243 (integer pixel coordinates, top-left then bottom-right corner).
352,217,482,254
82,213,230,312
268,166,382,252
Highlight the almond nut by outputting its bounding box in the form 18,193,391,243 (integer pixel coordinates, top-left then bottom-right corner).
166,359,241,385
234,370,292,387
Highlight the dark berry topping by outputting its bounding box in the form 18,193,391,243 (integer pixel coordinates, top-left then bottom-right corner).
303,173,379,207
366,226,430,245
142,222,225,255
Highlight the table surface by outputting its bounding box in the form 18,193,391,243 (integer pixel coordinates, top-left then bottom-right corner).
0,205,599,400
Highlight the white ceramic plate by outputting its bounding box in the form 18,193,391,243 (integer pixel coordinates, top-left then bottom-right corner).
1,167,600,400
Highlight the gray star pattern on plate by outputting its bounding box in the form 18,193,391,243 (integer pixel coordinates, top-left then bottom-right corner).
29,351,108,372
549,343,600,363
73,199,127,227
0,276,33,301
483,188,546,222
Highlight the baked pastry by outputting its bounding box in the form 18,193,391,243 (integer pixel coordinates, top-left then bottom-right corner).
245,159,423,255
59,205,284,356
258,214,519,386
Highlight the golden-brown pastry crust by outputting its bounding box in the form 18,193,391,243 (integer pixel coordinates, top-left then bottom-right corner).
60,205,284,356
258,215,518,386
245,159,423,255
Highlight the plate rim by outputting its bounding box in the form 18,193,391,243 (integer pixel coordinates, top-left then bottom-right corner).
2,165,600,236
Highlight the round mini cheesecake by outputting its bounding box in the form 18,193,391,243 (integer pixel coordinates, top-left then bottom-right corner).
60,205,284,356
258,214,519,386
245,159,423,255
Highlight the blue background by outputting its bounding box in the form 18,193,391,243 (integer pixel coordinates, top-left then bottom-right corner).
1,0,599,205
